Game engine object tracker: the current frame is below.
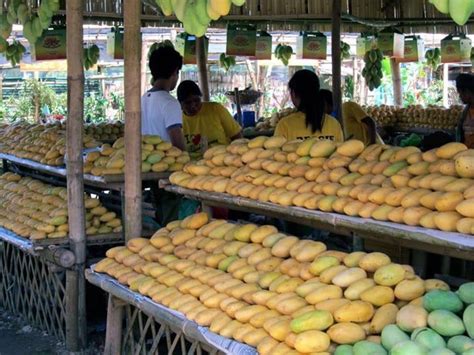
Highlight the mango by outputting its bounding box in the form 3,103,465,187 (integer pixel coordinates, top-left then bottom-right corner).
429,310,465,336
334,300,374,323
344,278,376,300
464,304,474,338
332,268,367,288
358,252,391,272
437,142,468,159
455,156,474,178
390,340,427,355
290,309,334,333
310,256,340,276
447,335,474,353
424,290,464,313
294,330,331,353
396,305,428,332
334,344,354,355
373,263,405,286
327,322,366,344
411,327,446,350
305,285,343,305
381,324,410,350
310,140,337,158
369,303,398,334
353,341,387,355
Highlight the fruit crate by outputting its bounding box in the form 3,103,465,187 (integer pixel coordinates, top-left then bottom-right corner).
85,268,257,355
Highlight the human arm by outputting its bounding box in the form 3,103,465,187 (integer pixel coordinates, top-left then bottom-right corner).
167,125,186,151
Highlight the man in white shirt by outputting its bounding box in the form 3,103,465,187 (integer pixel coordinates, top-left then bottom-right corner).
141,46,186,150
142,45,186,227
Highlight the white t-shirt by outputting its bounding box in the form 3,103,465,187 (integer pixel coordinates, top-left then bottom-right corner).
141,89,182,141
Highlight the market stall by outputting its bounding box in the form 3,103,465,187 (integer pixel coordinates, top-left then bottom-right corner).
1,0,474,353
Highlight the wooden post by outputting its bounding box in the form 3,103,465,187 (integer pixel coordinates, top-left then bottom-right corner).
331,0,342,120
104,295,124,355
66,0,86,351
390,58,403,107
196,36,210,101
443,63,449,107
124,0,142,241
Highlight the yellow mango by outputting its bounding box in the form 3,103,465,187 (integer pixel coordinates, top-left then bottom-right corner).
369,303,398,334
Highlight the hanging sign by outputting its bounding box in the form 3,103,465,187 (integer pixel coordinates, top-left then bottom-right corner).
107,27,124,60
226,24,257,57
441,33,472,63
175,33,209,65
399,35,424,63
32,27,66,61
376,31,404,58
297,32,327,59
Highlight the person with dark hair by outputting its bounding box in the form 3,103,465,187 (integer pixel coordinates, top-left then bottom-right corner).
177,80,242,153
141,46,185,150
141,46,185,227
455,73,474,148
319,88,381,146
274,70,344,141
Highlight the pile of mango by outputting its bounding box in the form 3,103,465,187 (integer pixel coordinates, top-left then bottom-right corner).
84,122,124,142
84,135,190,176
0,173,122,240
337,284,474,354
366,105,462,131
170,137,474,235
0,123,100,166
95,212,459,354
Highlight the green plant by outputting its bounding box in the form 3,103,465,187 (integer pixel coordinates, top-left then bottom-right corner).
84,93,108,123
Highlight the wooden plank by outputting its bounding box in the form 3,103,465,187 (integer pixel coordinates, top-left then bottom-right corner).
196,36,210,101
124,0,143,241
163,184,474,261
332,0,343,120
104,295,124,355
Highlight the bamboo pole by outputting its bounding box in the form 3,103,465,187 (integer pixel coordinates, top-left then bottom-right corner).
124,0,142,241
104,295,124,355
66,0,86,351
331,0,342,120
141,41,148,95
196,36,210,101
391,58,403,107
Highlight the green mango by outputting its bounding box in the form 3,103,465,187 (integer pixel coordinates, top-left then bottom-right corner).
353,341,387,355
428,310,465,337
447,335,474,354
448,0,473,25
411,327,446,350
424,290,464,313
334,345,354,355
429,0,449,14
391,340,427,355
464,304,474,338
381,325,410,351
459,282,474,304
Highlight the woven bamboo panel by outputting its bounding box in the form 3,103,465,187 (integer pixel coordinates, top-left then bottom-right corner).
122,305,223,355
0,242,67,342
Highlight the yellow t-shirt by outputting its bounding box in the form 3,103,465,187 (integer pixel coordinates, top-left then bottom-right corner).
342,102,383,145
274,112,344,142
183,102,241,152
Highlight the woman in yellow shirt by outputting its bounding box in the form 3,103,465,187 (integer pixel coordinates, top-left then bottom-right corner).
274,70,344,142
177,81,242,153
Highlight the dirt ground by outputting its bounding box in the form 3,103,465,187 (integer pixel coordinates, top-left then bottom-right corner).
0,311,66,355
0,310,106,355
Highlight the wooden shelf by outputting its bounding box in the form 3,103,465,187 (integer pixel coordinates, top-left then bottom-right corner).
164,184,474,261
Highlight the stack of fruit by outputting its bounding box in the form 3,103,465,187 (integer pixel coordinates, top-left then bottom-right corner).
274,44,293,66
362,48,384,91
170,137,474,235
339,284,474,354
85,122,124,142
425,48,441,71
0,172,122,239
429,0,474,26
0,123,100,166
256,108,298,133
219,53,236,72
94,212,463,353
366,105,462,131
154,0,246,37
84,135,190,176
83,44,100,70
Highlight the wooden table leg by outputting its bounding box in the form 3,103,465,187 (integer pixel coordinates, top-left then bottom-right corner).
412,250,428,278
352,233,364,251
104,295,125,355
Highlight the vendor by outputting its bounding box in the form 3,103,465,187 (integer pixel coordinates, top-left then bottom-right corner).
141,46,185,151
319,89,381,146
177,80,242,153
455,73,474,148
274,70,344,142
141,46,185,227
